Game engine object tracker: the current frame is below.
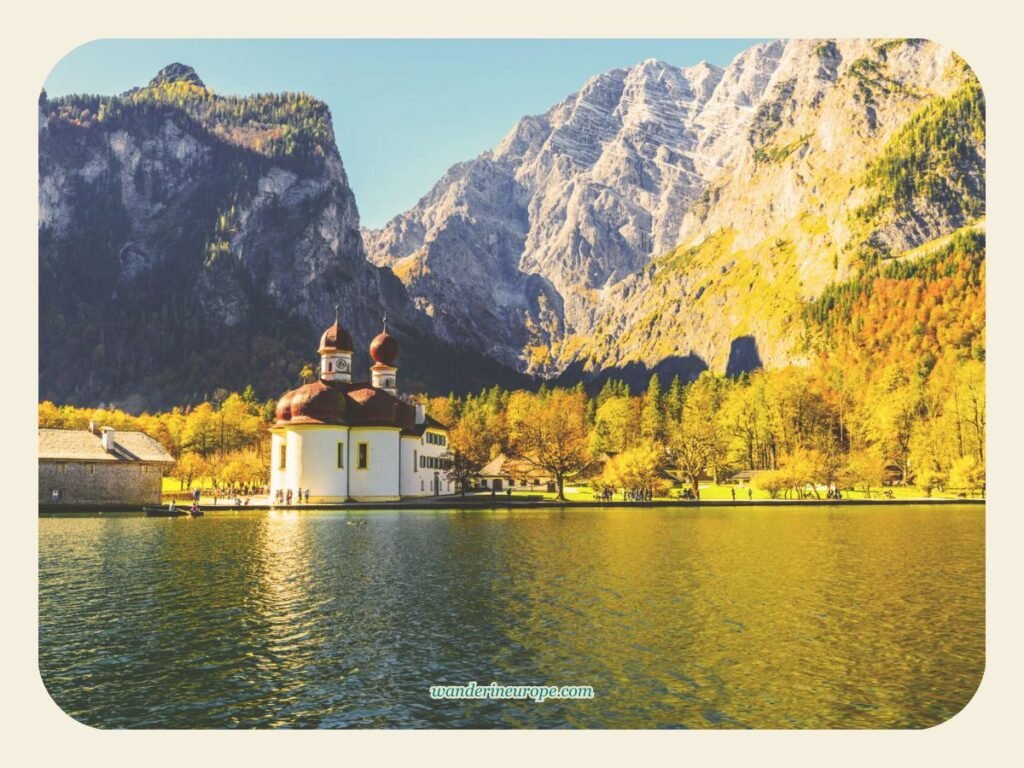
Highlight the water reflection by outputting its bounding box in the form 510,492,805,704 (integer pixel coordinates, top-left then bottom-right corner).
38,506,983,729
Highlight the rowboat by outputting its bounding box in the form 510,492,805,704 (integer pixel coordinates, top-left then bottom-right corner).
144,505,202,517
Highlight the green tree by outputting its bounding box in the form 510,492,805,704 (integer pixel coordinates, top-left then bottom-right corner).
640,373,663,444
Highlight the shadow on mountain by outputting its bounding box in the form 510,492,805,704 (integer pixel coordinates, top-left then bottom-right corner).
725,335,762,377
555,354,708,394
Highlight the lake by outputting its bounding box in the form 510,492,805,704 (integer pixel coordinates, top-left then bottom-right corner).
38,504,984,728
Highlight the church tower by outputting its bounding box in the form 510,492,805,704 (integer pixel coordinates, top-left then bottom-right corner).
319,305,354,384
369,315,400,396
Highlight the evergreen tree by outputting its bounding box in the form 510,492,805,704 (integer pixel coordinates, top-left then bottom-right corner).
640,373,663,444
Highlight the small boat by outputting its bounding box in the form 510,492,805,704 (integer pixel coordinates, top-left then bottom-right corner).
144,505,188,517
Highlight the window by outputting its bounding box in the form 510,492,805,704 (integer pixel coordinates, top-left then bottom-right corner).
337,442,345,469
279,445,286,470
358,443,368,470
57,462,66,474
86,464,94,474
328,361,333,372
414,451,418,471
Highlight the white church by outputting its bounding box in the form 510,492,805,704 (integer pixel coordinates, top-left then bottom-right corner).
270,313,452,503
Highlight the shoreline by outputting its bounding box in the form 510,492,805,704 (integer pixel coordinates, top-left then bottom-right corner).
38,496,986,514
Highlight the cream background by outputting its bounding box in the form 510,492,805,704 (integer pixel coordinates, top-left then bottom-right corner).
4,1,1021,764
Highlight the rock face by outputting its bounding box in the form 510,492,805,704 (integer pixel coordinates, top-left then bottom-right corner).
40,43,985,408
39,67,529,408
365,39,984,384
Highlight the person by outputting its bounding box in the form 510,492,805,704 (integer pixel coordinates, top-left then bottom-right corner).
747,487,753,501
193,487,201,505
731,488,736,502
297,487,302,504
304,489,310,504
286,489,293,504
506,488,512,498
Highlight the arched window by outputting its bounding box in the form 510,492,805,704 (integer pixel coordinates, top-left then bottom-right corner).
328,361,333,372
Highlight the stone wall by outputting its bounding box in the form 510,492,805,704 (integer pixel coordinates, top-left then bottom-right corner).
39,460,166,505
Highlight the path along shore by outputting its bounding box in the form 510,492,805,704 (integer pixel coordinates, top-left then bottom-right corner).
39,494,985,513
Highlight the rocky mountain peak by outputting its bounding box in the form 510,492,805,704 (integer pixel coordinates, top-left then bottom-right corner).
148,62,206,89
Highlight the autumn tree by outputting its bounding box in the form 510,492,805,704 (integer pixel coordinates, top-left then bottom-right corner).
445,400,496,496
600,444,669,498
172,452,208,491
508,389,592,501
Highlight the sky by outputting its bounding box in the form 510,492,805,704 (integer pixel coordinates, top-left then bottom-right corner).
44,39,768,229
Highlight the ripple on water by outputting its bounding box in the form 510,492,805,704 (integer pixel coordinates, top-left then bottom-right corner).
39,505,984,728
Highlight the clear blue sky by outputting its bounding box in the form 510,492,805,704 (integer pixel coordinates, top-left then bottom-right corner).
44,39,768,228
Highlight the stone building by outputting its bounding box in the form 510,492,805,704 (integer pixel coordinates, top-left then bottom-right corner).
39,423,174,506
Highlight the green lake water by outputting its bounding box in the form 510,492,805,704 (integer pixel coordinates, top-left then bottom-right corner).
38,504,984,728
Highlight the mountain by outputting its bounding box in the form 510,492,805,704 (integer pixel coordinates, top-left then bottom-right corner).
365,39,984,387
39,64,529,409
40,43,985,410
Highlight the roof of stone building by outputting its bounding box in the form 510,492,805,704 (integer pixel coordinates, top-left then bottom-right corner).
38,429,174,463
479,453,552,480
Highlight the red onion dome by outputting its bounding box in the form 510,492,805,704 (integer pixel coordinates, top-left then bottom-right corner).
319,321,353,353
370,330,399,366
274,390,294,424
287,381,347,424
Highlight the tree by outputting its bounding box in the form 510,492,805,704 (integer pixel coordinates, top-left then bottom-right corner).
182,402,218,456
754,469,790,499
640,374,663,443
444,402,494,496
843,447,887,498
949,455,985,497
172,451,207,491
667,426,708,497
508,389,592,501
592,396,638,454
600,444,669,498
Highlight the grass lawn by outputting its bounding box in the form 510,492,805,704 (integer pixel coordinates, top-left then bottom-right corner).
487,482,980,503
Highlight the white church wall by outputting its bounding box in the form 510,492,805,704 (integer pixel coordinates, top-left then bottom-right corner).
292,425,350,502
270,430,286,498
282,429,303,497
348,428,401,501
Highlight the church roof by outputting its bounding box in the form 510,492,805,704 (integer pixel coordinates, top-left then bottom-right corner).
274,379,447,434
318,320,354,353
39,429,173,463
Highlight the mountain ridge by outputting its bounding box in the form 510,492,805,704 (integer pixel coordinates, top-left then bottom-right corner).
364,38,983,382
